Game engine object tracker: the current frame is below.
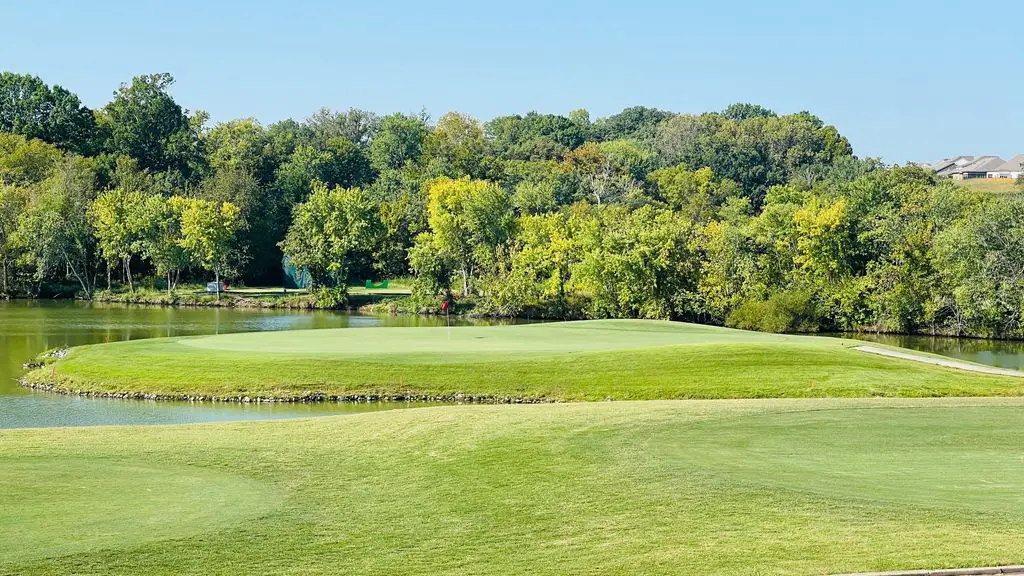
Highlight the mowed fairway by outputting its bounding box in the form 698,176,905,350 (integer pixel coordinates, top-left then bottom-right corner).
4,399,1024,575
24,320,1024,399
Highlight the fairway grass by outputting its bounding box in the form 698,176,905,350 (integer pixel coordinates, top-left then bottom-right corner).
23,319,1024,400
4,399,1024,575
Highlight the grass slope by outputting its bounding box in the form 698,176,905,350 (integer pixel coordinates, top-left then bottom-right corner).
957,178,1022,195
24,320,1024,400
3,399,1024,575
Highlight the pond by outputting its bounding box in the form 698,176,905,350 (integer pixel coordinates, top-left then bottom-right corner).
0,300,517,429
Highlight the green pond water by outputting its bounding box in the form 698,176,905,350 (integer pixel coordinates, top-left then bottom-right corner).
0,300,518,429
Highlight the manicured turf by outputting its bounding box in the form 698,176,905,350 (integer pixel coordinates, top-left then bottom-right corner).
3,399,1024,575
24,320,1024,400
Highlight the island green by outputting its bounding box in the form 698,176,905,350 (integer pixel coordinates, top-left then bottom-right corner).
23,320,1024,400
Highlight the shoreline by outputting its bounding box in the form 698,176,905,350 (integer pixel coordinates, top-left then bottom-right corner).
17,377,556,405
8,295,1024,342
853,345,1024,377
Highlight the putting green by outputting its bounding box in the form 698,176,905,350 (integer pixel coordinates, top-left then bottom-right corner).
24,320,1024,400
178,319,775,355
3,399,1024,575
0,457,280,564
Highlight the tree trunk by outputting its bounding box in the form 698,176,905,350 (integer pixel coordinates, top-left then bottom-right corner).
124,257,134,293
461,268,469,297
106,262,111,290
65,255,90,300
167,272,172,297
215,269,220,302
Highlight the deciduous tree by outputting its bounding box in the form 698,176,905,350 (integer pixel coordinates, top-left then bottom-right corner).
279,182,380,290
175,197,239,301
425,177,513,295
12,158,97,298
0,72,97,155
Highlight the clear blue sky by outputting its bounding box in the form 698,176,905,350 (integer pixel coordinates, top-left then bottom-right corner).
2,0,1019,163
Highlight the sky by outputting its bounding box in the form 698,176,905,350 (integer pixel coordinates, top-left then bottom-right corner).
1,0,1019,163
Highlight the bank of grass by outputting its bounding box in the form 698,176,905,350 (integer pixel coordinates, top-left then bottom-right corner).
92,282,412,310
4,398,1024,574
24,319,1024,400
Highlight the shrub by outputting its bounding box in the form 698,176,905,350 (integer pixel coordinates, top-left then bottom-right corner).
726,290,820,333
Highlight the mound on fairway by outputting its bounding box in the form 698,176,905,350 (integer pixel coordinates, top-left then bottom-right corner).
23,319,1024,400
3,399,1024,575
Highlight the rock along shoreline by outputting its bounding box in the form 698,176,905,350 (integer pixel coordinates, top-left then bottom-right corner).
17,377,557,405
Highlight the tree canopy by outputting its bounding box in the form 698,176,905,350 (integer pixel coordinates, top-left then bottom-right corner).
5,70,1021,340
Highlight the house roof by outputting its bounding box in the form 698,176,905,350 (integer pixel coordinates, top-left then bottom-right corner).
990,154,1024,173
952,156,1004,174
931,155,974,175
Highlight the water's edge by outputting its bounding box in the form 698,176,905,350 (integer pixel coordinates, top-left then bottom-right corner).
18,377,555,405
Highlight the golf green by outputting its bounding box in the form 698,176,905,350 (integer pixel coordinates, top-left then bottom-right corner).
3,399,1024,575
22,320,1024,400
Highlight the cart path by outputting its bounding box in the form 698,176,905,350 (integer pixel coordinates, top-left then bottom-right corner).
854,345,1024,377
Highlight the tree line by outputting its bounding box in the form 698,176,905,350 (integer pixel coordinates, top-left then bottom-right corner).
1,71,1022,337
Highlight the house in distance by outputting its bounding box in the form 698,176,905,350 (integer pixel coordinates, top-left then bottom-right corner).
928,155,1024,180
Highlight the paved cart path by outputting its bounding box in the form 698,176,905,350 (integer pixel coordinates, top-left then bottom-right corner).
855,345,1024,377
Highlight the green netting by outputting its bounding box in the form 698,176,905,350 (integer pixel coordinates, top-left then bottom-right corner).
282,256,310,289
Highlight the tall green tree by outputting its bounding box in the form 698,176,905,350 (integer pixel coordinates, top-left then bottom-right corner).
305,108,379,147
424,177,513,295
200,164,278,282
204,118,278,184
0,72,97,155
647,165,738,222
593,106,672,141
143,195,191,295
485,112,589,161
101,73,204,181
89,188,152,291
369,113,429,172
424,112,489,179
279,183,380,289
174,197,239,301
12,158,97,298
0,133,63,186
275,139,374,206
721,103,776,121
0,184,27,294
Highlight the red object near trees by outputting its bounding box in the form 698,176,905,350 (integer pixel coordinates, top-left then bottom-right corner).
441,300,449,312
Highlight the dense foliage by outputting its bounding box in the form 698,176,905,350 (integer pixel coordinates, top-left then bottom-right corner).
1,71,1022,337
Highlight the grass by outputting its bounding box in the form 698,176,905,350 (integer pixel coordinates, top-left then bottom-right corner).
956,178,1022,194
23,319,1024,400
91,283,412,310
4,398,1024,574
